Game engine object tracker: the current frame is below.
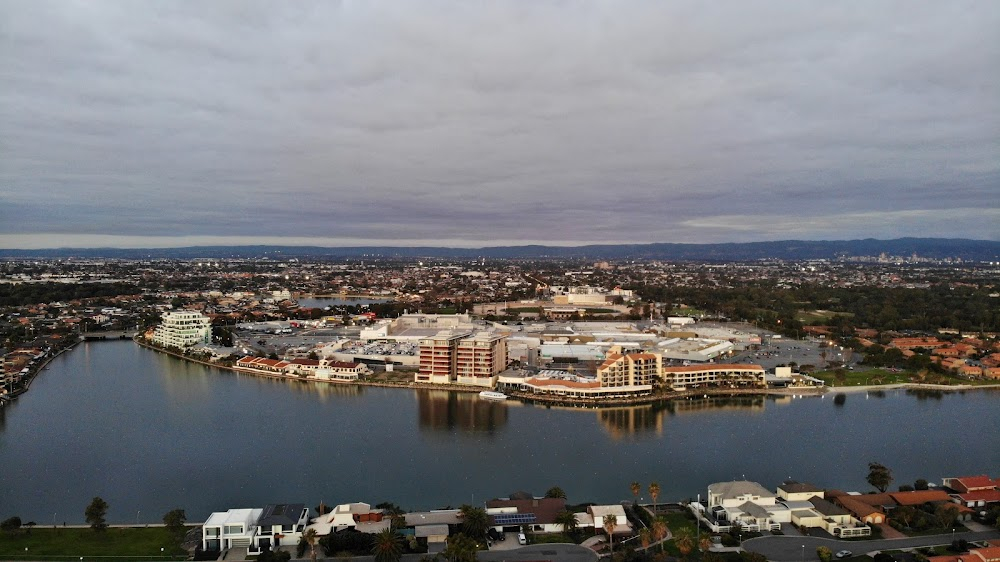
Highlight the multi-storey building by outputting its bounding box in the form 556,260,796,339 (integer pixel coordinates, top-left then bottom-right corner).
455,333,508,386
416,330,470,384
150,310,211,349
417,331,508,385
597,350,661,387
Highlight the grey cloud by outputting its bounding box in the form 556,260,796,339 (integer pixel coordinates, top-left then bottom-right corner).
1,0,998,248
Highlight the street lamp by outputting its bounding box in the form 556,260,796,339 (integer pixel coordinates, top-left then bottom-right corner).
802,544,805,562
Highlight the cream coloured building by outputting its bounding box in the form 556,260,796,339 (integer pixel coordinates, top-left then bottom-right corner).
150,311,212,349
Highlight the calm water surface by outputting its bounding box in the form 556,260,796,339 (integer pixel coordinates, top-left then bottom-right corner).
1,341,997,524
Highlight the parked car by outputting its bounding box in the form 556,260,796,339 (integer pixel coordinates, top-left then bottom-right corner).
518,533,527,545
836,550,853,559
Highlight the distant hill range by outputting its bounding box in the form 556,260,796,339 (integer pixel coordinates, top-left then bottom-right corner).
2,238,999,261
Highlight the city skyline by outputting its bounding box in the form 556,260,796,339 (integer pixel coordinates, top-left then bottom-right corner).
2,1,999,249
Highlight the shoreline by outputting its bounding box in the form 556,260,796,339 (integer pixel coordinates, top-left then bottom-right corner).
131,338,1000,406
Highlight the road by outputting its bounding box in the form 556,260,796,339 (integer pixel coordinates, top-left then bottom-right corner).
743,529,1000,561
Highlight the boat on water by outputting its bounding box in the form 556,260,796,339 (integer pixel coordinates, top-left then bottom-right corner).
479,390,508,401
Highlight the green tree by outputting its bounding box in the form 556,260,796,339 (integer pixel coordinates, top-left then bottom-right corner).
935,504,959,530
893,506,917,528
867,462,893,493
555,510,578,535
817,546,833,562
85,497,108,532
630,482,641,505
545,486,567,499
443,533,479,562
459,505,489,540
603,513,618,555
648,482,661,513
0,516,22,533
914,479,929,490
162,508,186,539
371,528,404,562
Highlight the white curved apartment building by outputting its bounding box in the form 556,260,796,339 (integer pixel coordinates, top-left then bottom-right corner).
151,310,212,349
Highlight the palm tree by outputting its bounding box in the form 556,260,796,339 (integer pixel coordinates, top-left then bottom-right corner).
302,528,319,562
555,510,578,535
372,528,405,562
698,534,713,554
603,513,618,555
459,505,489,540
648,482,661,514
674,527,694,560
630,482,641,505
639,528,652,549
651,516,669,553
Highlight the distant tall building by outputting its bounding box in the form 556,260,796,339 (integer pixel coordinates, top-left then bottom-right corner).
416,331,508,385
150,311,212,349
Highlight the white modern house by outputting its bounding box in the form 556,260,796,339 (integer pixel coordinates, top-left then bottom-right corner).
706,481,782,532
202,508,263,552
250,504,310,554
150,310,212,349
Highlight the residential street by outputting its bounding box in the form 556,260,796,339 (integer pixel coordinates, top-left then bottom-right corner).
743,530,1000,561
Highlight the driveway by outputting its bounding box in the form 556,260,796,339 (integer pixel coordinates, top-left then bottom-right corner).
743,530,1000,561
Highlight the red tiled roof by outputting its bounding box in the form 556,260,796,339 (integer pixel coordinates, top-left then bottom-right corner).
956,490,1000,502
953,475,998,491
890,490,952,505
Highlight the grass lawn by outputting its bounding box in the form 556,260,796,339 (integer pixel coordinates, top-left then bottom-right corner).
530,533,576,544
0,527,189,559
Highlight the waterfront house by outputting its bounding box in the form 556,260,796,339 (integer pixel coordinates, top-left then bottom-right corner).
250,503,310,555
827,491,887,524
307,502,390,535
580,505,633,535
486,495,568,534
706,481,782,532
202,507,263,552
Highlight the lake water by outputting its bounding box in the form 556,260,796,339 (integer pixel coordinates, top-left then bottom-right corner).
1,340,997,524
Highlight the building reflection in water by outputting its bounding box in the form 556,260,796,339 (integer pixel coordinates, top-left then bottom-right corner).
597,395,769,439
417,390,508,433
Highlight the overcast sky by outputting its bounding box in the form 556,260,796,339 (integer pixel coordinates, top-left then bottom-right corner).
1,1,998,249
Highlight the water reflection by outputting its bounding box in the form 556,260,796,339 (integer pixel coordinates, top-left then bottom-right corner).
597,405,666,439
417,390,508,433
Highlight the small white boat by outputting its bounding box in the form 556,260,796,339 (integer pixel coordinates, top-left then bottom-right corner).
479,390,508,401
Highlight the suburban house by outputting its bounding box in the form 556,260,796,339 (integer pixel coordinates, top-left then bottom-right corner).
404,510,462,554
776,481,872,537
943,475,1000,509
486,495,568,534
250,504,310,554
202,508,264,552
579,505,633,535
827,491,887,524
706,481,782,532
307,502,390,535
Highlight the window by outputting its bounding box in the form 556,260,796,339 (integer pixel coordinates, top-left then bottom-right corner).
224,525,243,535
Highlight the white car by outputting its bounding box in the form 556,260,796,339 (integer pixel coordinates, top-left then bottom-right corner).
836,550,853,559
518,533,527,545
